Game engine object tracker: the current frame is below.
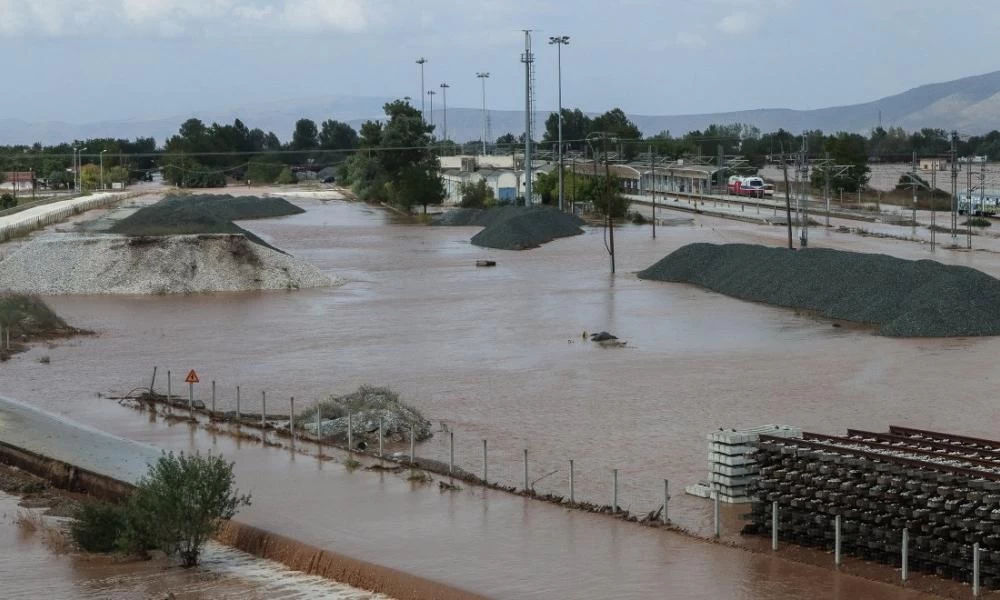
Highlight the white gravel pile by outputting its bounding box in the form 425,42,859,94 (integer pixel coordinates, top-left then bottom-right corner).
0,233,336,295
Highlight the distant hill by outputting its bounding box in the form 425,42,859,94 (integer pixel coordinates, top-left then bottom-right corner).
6,70,1000,145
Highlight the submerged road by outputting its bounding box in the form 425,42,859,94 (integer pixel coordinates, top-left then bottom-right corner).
0,395,943,600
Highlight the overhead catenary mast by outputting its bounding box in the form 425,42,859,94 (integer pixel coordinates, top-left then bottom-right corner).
521,30,534,206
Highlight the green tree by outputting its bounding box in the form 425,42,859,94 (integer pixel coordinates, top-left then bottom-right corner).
534,169,560,205
459,179,494,208
813,132,870,193
124,452,250,567
291,119,319,151
276,166,298,184
319,120,359,151
542,108,593,151
1,193,14,209
591,174,630,218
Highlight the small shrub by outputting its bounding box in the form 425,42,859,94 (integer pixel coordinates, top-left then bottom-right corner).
629,210,648,225
0,193,15,209
407,470,432,484
344,458,361,471
276,167,298,185
70,502,127,553
16,509,43,532
458,180,494,209
964,217,992,228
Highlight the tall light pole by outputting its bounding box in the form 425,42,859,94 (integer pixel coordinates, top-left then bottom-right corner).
72,147,78,192
416,57,428,120
477,72,490,156
521,30,534,206
427,90,436,130
100,149,107,190
549,35,570,211
78,147,88,191
440,83,450,143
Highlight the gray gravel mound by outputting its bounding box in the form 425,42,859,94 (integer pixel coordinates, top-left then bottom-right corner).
638,243,1000,337
0,234,334,295
434,206,583,250
299,385,432,444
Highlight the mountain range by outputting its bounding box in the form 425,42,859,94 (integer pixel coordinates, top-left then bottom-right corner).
5,70,1000,146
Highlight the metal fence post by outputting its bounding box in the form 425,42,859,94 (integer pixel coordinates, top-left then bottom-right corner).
167,370,172,405
347,411,353,451
211,380,216,414
289,397,295,446
315,398,321,455
261,391,266,438
409,425,415,464
662,479,669,524
569,459,575,504
612,469,618,514
449,431,454,474
523,449,529,493
835,514,842,566
771,501,779,551
714,490,721,538
973,542,981,597
378,418,384,457
149,366,157,396
901,528,908,581
236,386,241,423
482,439,488,483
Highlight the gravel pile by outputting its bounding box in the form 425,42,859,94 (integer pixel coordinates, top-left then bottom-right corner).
637,242,1000,337
433,206,584,250
0,234,333,295
299,385,432,444
110,194,304,251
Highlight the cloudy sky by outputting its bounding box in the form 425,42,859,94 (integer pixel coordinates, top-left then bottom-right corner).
3,0,999,124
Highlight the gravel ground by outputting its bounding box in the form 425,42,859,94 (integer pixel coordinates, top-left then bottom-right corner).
0,234,335,295
638,242,1000,337
433,206,584,250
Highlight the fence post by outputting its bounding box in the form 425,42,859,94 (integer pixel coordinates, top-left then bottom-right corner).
771,501,779,551
449,432,454,475
236,386,241,423
835,514,842,566
261,391,266,439
149,366,157,396
409,425,415,464
901,528,908,582
523,449,529,493
662,479,669,524
378,418,384,457
482,439,488,483
569,459,575,504
315,398,321,456
973,542,981,597
167,370,172,406
612,469,618,514
289,397,295,447
714,490,721,538
211,380,216,414
188,379,194,417
347,411,353,451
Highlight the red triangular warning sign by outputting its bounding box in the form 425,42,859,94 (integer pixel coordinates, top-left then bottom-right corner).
184,369,200,384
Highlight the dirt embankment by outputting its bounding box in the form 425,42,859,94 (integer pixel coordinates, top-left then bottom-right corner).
638,242,1000,337
0,294,84,360
433,206,584,250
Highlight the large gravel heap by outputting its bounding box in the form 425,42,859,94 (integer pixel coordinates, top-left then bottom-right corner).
299,385,432,444
433,206,584,250
0,234,332,295
638,243,1000,337
110,194,304,251
0,294,80,359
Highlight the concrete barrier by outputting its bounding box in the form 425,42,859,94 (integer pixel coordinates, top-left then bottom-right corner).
0,192,138,243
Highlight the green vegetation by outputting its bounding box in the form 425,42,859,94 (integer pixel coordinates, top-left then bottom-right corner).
338,101,445,213
458,179,495,208
965,217,992,228
128,452,250,567
70,503,127,553
108,194,304,249
275,167,298,185
1,193,14,209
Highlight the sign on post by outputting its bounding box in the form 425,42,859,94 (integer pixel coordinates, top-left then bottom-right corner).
185,370,200,384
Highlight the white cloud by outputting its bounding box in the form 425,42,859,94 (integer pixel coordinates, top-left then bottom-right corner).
0,0,371,37
716,11,761,34
676,31,707,49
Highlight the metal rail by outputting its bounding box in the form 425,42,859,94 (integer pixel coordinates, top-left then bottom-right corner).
888,425,1000,452
847,429,1000,462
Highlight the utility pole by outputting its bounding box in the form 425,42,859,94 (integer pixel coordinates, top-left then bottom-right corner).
100,149,107,191
549,35,569,211
950,131,958,242
650,144,656,239
604,135,616,274
781,147,794,250
521,30,534,206
416,57,428,121
911,150,918,228
440,82,450,144
477,72,490,155
931,164,937,252
967,155,973,249
824,152,832,228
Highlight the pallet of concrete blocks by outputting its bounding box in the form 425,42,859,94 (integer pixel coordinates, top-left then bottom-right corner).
686,424,801,504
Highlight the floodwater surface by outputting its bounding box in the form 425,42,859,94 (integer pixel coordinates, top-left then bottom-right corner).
3,191,997,598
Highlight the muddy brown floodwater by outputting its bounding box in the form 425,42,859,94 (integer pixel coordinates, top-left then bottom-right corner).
4,191,1000,598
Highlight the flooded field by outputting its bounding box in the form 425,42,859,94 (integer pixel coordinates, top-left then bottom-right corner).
4,190,1000,598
